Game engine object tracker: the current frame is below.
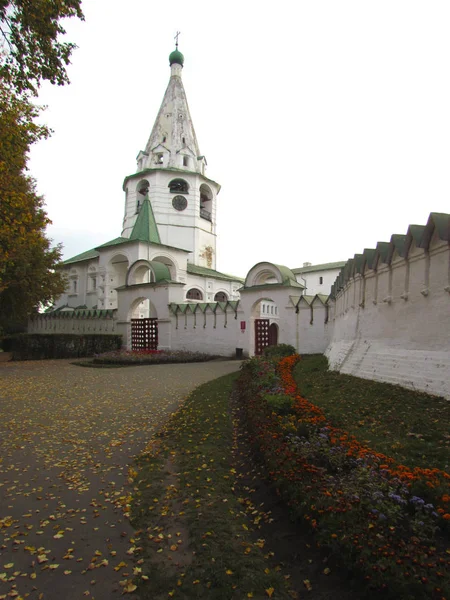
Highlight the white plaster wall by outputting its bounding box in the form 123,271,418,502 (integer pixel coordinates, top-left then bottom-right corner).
169,310,242,356
297,302,331,354
183,273,240,302
296,268,342,295
326,241,450,399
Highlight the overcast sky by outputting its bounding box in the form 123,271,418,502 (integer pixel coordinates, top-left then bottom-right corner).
29,0,450,278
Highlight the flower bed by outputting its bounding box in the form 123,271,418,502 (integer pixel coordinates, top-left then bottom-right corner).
89,348,215,366
237,354,450,599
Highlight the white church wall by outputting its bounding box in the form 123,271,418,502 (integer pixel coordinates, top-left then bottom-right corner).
300,268,342,296
326,235,450,399
183,273,238,303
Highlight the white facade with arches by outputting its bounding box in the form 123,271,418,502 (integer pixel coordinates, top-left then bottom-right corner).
39,48,450,399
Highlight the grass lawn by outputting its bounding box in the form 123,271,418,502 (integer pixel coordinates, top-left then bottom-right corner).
130,372,292,600
293,355,450,472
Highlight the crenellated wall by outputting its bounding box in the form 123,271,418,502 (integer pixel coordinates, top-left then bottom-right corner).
29,310,117,335
326,213,450,399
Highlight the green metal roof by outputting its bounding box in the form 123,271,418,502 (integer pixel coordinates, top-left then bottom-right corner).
316,294,329,304
187,263,244,283
429,212,450,241
292,261,346,274
169,48,184,67
169,300,240,314
129,196,161,244
375,241,390,264
62,249,99,265
96,237,129,249
389,234,407,258
149,260,171,282
408,225,426,246
42,308,115,319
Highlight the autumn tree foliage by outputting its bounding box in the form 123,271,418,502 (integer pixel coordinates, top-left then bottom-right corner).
0,1,84,332
0,0,84,96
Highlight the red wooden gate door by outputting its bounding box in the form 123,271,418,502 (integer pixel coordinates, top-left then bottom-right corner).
268,322,278,347
131,318,158,350
254,318,270,355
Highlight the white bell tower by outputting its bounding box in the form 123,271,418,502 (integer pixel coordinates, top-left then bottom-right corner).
121,42,220,270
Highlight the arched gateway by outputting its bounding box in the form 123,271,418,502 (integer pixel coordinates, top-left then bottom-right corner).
129,297,158,350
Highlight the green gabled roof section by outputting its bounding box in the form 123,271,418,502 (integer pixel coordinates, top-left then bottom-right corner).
227,301,239,313
429,212,450,241
299,295,314,306
62,248,100,266
129,196,161,244
315,294,329,304
329,212,450,300
362,248,376,270
42,308,115,319
289,295,301,307
389,234,407,258
168,300,240,314
96,237,129,249
292,261,346,274
408,224,426,247
375,241,390,265
187,263,244,283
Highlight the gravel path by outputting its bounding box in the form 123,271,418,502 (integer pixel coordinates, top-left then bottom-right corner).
0,359,241,600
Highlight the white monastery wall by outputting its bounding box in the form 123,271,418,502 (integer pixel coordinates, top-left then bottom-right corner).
326,227,450,399
168,309,242,356
29,313,117,335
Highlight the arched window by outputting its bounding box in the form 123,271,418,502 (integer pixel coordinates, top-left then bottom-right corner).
200,184,212,221
186,288,203,300
214,292,228,302
169,178,189,193
136,180,149,213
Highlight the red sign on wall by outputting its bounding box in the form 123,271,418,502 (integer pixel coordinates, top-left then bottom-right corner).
240,321,246,331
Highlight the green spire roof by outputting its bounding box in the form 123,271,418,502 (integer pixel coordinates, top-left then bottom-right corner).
129,196,161,244
169,48,184,67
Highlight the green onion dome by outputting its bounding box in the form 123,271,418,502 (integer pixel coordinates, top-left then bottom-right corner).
169,48,184,67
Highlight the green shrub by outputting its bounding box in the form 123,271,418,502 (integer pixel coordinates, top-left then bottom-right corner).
262,343,296,360
3,334,122,360
263,392,294,415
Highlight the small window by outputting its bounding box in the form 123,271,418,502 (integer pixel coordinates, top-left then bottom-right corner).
214,292,228,302
271,306,274,314
162,136,166,143
155,153,163,165
187,288,203,300
73,280,77,293
182,137,185,144
92,277,97,291
319,276,323,285
275,306,278,315
183,156,189,167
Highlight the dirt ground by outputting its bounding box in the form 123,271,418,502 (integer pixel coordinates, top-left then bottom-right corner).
0,359,241,600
